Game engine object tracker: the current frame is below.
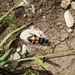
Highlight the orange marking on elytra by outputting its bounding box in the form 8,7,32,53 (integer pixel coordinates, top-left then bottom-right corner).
35,41,39,44
32,40,35,44
36,36,39,40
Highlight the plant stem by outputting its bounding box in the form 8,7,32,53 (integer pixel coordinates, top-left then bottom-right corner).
8,50,75,63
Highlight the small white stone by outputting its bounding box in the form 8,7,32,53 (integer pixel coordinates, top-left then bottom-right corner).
10,52,21,60
64,10,74,27
9,52,21,68
21,44,27,54
21,44,33,54
61,0,71,9
71,1,75,10
43,15,45,18
40,9,42,12
68,28,73,33
31,4,35,13
23,14,27,18
16,46,21,52
23,0,35,13
16,0,35,13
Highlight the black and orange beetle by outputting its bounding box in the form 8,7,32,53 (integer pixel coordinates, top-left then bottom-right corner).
27,34,50,45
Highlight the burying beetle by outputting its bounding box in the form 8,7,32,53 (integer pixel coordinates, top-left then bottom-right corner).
27,34,50,46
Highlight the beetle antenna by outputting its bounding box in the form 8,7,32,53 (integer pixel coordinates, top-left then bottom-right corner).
45,40,51,46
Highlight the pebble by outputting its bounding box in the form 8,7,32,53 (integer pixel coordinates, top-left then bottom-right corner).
61,0,71,9
9,52,21,68
4,52,21,69
23,14,27,18
68,28,73,33
21,44,27,54
64,10,74,27
21,44,32,54
10,52,21,60
16,46,21,52
43,15,46,18
16,0,35,13
71,1,75,10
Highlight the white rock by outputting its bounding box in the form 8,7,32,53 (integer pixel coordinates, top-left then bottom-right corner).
43,15,46,18
31,4,35,13
21,44,27,54
20,26,46,43
9,52,21,68
10,52,21,60
61,0,71,9
64,10,74,27
71,1,75,10
4,52,21,69
40,9,42,12
16,0,35,13
21,44,33,54
23,14,27,18
16,46,21,52
68,28,73,33
20,26,48,49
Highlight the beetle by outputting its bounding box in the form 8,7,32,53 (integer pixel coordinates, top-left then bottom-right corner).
27,34,49,45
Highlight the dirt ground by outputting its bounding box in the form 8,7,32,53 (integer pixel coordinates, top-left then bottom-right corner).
0,0,75,75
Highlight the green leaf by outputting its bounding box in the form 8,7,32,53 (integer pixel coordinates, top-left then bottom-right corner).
36,73,40,75
0,74,3,75
0,60,8,66
3,18,17,24
0,24,26,47
34,57,46,70
30,72,39,75
0,33,12,47
0,48,13,61
29,73,35,75
70,73,73,75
